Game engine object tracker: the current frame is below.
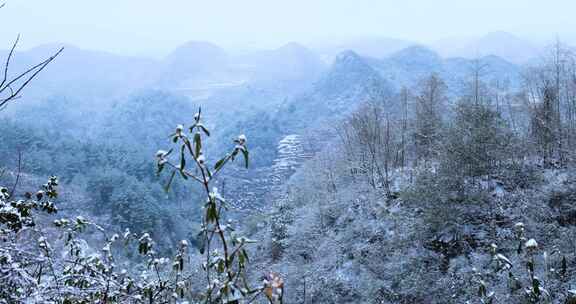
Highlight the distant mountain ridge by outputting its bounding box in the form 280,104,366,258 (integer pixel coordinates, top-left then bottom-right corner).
231,42,326,92
432,31,540,64
4,39,524,168
1,35,533,108
374,45,523,94
3,44,161,106
315,36,417,60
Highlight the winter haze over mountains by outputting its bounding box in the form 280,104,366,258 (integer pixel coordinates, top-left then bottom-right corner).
0,0,570,105
4,1,576,303
0,30,556,105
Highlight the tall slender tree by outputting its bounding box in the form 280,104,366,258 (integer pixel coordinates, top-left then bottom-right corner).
413,73,446,164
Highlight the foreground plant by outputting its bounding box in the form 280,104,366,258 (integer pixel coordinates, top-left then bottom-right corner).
472,222,572,304
0,108,281,303
157,107,281,303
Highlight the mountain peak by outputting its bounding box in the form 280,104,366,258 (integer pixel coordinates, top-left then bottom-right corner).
25,43,84,59
273,42,319,60
323,37,416,59
385,45,443,73
333,50,365,66
389,45,442,63
316,50,388,98
161,41,228,84
327,50,382,81
167,41,226,62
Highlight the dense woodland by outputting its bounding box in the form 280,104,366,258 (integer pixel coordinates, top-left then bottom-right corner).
2,7,576,303
251,42,576,304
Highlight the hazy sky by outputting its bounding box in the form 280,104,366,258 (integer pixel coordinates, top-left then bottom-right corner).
0,0,573,57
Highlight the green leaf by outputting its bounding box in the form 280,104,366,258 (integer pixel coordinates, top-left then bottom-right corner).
180,145,186,170
194,132,202,158
184,137,194,156
214,156,227,171
241,148,249,168
164,171,176,192
231,148,239,161
217,259,225,273
206,204,217,223
238,250,245,266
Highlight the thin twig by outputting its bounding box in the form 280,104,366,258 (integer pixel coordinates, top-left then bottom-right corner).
0,34,19,89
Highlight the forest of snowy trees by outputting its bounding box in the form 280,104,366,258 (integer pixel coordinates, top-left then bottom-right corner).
3,39,576,303
3,2,576,303
255,42,576,303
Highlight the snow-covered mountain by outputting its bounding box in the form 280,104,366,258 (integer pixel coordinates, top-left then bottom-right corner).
160,41,229,88
434,31,540,64
316,37,416,60
233,42,326,91
374,45,523,94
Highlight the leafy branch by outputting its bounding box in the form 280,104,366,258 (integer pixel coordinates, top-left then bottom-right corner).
157,108,281,304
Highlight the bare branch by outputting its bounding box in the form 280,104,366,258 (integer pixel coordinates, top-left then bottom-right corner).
0,46,64,108
0,34,19,89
